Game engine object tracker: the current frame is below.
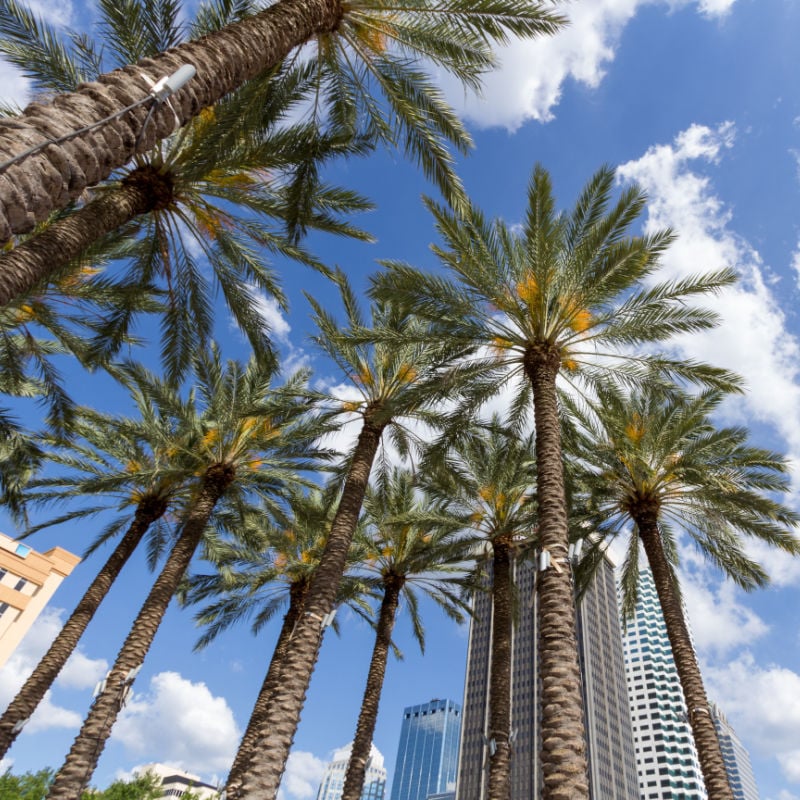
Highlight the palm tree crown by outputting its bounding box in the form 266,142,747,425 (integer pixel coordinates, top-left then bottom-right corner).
572,384,800,621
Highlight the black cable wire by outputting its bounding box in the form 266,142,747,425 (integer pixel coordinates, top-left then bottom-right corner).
0,96,153,175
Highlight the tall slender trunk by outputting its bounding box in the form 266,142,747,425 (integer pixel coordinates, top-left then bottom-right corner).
487,540,513,800
341,576,403,800
523,346,589,800
225,580,310,800
0,496,167,758
637,514,734,800
238,417,385,800
47,466,234,800
0,0,342,245
0,173,161,307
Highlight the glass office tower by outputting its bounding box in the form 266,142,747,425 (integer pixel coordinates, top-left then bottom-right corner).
390,699,462,800
317,743,387,800
456,552,639,800
711,703,759,800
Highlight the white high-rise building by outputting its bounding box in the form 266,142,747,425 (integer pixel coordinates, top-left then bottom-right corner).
710,703,759,800
316,742,386,800
620,567,707,800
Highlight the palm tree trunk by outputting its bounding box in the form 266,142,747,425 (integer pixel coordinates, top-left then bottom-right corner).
238,417,385,800
0,175,159,306
0,0,343,247
225,580,310,800
46,466,234,800
341,577,403,800
637,514,734,800
523,346,590,800
487,540,513,800
0,496,167,758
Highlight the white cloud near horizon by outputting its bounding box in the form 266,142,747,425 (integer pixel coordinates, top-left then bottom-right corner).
440,0,736,131
112,671,240,776
705,653,800,784
0,607,108,734
277,751,328,800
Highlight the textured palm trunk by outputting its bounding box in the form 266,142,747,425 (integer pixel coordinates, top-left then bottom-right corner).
487,540,513,800
47,466,234,800
637,514,734,800
523,346,589,800
0,496,167,758
341,577,403,800
0,172,160,306
238,417,385,800
0,0,343,244
225,580,310,800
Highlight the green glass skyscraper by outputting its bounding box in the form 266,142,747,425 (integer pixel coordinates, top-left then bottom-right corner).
390,699,462,800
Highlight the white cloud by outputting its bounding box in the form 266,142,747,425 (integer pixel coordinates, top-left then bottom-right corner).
26,0,74,27
277,751,327,800
56,649,109,690
440,0,736,131
112,671,240,776
792,238,800,289
705,653,800,784
0,64,31,110
617,122,800,500
0,607,107,734
678,566,768,656
247,289,292,344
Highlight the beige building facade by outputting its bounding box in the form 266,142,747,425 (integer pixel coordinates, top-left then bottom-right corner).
0,531,80,668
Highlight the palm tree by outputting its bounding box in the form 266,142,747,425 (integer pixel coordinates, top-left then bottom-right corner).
417,420,537,800
0,0,565,271
46,348,329,800
0,0,374,358
341,467,471,800
371,164,742,798
235,273,458,798
568,382,800,800
0,378,198,759
182,485,371,800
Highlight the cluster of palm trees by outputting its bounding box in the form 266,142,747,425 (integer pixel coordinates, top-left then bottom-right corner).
0,1,796,800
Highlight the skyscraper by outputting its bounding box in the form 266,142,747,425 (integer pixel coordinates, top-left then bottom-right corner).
456,551,639,800
390,699,461,800
620,566,707,800
317,743,387,800
710,703,759,800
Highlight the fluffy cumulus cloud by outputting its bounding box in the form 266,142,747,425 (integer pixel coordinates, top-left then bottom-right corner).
112,671,240,776
792,239,800,289
677,562,768,656
278,751,328,800
239,286,312,375
618,122,800,494
705,653,800,783
439,0,736,131
247,288,292,344
0,607,107,733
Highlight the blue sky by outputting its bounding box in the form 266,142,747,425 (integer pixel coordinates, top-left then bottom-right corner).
2,1,800,799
